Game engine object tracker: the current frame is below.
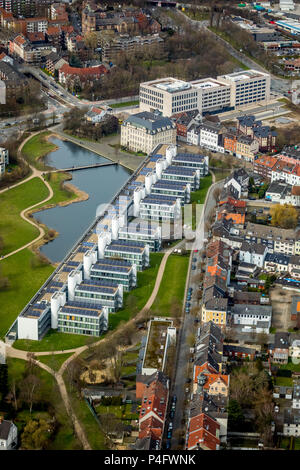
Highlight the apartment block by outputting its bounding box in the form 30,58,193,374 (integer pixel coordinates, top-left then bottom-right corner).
102,239,150,271
138,194,182,222
89,258,137,292
150,179,191,204
118,220,162,252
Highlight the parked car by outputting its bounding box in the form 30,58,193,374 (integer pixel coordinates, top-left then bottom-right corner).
170,410,174,419
166,440,171,449
192,257,197,262
168,422,173,431
192,265,196,270
167,430,172,439
172,395,177,403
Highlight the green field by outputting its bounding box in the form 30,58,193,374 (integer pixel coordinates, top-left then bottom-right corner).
37,352,74,372
7,357,80,450
0,178,49,256
150,254,189,316
110,100,139,109
274,376,294,387
0,249,54,338
22,132,57,170
13,329,96,352
190,174,212,204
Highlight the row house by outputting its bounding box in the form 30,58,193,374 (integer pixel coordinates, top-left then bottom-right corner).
134,371,169,451
271,160,300,187
237,114,277,152
239,241,268,268
172,109,200,141
265,181,300,206
243,222,300,256
45,51,67,76
223,168,249,199
253,154,277,181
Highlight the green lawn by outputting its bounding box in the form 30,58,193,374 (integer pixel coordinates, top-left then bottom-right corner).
150,254,189,317
22,132,58,171
13,329,97,352
0,177,49,256
96,403,139,421
190,174,212,204
63,372,108,450
279,359,300,372
35,172,77,209
274,376,294,387
108,252,164,330
7,357,80,450
37,352,74,372
110,100,139,109
0,249,54,339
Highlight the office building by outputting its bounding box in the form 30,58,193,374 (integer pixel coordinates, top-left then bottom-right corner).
139,70,270,117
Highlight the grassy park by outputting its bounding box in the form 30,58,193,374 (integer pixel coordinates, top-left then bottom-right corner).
21,131,57,170
0,177,49,256
150,254,189,317
190,174,212,204
37,352,74,372
110,100,139,108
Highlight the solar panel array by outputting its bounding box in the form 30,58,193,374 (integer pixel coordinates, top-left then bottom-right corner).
110,239,145,248
162,165,196,176
152,180,187,190
175,153,205,162
141,194,178,206
76,284,116,295
60,306,102,318
91,263,130,274
106,245,144,254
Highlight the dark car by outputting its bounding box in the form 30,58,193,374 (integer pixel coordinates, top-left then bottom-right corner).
192,257,197,262
172,395,177,403
167,431,172,439
166,440,171,449
170,410,174,419
186,378,192,384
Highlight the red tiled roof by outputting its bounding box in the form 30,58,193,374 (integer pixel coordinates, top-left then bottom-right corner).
59,63,108,77
27,32,45,42
254,155,277,169
188,413,220,450
14,35,27,46
47,26,61,35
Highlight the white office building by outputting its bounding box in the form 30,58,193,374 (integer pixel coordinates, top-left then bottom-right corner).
139,70,270,117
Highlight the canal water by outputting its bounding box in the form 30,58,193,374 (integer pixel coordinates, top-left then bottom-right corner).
35,137,131,263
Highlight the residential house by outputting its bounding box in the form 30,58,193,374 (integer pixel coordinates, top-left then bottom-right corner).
268,332,290,364
134,371,169,450
199,120,225,153
235,135,259,162
0,419,17,450
253,155,277,181
85,105,111,124
264,252,290,273
239,241,268,268
0,147,8,178
186,411,220,450
291,296,300,322
232,303,272,333
58,63,108,88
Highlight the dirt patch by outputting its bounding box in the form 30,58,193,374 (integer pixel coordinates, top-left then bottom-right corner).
270,286,294,331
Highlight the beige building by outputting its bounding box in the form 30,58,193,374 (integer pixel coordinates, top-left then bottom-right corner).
139,69,270,117
235,135,259,162
120,111,176,154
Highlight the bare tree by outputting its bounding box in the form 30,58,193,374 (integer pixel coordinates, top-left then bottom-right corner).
20,375,41,414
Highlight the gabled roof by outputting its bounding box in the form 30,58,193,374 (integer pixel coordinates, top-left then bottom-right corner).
0,420,14,440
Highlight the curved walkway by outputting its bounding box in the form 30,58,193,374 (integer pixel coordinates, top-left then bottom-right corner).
0,132,55,260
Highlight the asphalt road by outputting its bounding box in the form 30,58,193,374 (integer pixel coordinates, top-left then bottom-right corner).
168,177,224,449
